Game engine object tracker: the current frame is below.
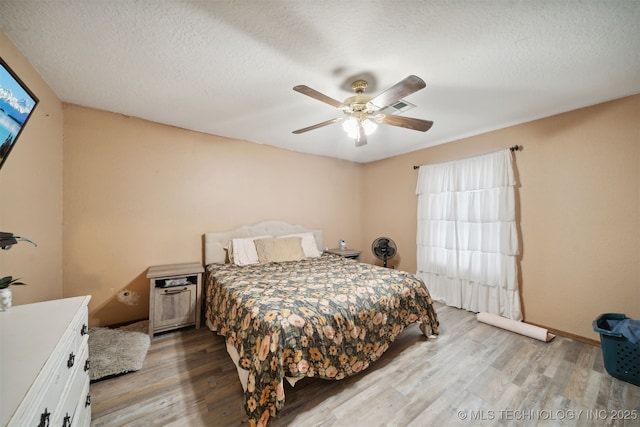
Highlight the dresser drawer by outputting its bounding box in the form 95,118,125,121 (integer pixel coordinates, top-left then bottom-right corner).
25,343,71,427
73,379,92,427
26,314,88,426
3,297,91,427
53,343,90,427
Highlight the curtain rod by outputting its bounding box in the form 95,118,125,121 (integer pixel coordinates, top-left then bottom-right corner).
412,145,522,170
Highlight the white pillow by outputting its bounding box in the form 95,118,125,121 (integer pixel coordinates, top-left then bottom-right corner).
279,232,321,258
230,235,272,266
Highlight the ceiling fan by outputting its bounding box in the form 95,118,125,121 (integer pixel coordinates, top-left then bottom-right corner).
292,75,433,147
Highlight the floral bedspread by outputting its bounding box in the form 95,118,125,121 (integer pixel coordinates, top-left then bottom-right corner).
204,254,439,427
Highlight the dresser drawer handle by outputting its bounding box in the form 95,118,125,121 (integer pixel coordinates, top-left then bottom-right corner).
85,359,91,372
85,394,92,407
63,413,71,427
38,408,50,427
67,352,75,368
81,324,88,336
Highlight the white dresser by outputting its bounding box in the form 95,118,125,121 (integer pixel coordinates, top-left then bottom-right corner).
0,296,92,427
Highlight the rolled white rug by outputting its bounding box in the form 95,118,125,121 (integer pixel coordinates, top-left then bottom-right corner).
477,312,555,342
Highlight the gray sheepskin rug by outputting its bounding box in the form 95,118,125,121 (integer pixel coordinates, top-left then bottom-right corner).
88,321,150,381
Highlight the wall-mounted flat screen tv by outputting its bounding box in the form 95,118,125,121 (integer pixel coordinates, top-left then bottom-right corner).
0,57,39,172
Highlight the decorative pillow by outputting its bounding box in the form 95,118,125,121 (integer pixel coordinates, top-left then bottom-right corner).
224,241,235,264
278,232,321,258
254,237,305,263
230,235,272,266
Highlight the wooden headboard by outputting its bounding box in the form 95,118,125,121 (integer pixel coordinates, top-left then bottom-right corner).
204,220,323,265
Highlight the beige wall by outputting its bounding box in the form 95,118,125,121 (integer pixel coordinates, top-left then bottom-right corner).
0,31,64,304
62,105,364,327
4,28,638,340
364,95,640,340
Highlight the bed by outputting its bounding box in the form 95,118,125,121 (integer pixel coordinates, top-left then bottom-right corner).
203,221,439,427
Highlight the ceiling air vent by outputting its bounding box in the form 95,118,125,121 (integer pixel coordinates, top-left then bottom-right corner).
378,99,415,115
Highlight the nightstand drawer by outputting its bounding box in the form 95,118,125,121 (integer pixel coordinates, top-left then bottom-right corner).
152,285,197,331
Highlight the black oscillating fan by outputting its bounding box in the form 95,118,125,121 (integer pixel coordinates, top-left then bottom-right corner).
371,237,397,268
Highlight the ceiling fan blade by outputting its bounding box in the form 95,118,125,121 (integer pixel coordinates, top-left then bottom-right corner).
292,117,343,134
369,75,426,109
293,85,346,108
381,115,433,132
355,123,368,147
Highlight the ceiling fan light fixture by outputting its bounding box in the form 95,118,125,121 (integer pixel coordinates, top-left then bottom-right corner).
342,117,358,138
342,117,377,139
361,118,378,135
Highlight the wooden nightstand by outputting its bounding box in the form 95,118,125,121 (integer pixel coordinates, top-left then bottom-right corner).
324,248,362,260
147,262,204,338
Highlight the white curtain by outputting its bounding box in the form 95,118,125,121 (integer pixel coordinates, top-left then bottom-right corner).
416,149,522,320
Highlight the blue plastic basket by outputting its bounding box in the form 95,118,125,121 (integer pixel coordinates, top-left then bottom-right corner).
592,313,639,386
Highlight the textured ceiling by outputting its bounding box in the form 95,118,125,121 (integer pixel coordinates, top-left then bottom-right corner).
1,0,638,163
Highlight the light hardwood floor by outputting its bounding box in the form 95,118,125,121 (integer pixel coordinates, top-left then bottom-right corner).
90,303,639,426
